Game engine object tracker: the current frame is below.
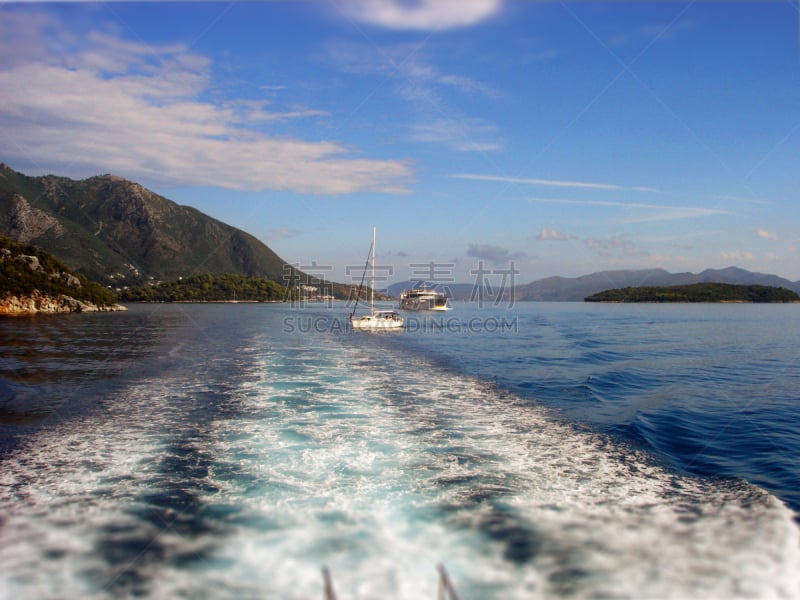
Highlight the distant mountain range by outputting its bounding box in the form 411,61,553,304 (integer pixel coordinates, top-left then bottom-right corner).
3,163,798,300
0,163,298,288
389,266,800,302
513,267,800,301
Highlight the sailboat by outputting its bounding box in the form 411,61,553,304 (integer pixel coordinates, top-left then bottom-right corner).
350,227,404,331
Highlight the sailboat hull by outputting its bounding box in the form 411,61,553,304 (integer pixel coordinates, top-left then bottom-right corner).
350,312,404,330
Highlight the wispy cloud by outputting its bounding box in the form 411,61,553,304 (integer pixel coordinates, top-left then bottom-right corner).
610,17,699,47
453,173,660,193
226,100,329,124
411,119,502,152
327,40,498,97
616,207,731,224
0,13,412,194
327,41,502,152
536,227,574,241
454,169,737,224
715,194,769,206
340,0,503,31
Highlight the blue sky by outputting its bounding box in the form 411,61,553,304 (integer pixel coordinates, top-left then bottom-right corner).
2,1,799,285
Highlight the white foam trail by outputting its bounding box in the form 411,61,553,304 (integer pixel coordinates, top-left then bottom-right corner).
1,324,798,599
168,335,800,598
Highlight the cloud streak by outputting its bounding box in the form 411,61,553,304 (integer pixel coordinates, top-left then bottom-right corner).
453,173,660,193
0,13,413,194
526,197,732,223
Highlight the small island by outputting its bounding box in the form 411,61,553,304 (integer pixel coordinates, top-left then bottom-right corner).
585,283,800,303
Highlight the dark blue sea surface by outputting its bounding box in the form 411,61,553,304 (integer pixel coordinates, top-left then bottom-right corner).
393,302,800,515
1,302,798,598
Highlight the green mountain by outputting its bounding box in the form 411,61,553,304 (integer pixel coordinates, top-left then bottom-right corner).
0,163,298,288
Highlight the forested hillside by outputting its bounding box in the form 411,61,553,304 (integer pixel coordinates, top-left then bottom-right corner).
119,273,287,303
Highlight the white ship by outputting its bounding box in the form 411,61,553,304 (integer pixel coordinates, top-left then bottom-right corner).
399,286,452,311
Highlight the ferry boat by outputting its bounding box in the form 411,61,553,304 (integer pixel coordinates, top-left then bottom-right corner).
399,286,452,311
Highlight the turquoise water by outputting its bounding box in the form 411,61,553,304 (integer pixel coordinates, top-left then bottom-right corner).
1,302,798,598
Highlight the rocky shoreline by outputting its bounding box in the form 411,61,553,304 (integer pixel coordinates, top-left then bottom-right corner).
0,291,127,316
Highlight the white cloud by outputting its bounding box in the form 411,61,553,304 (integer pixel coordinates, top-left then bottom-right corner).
756,228,780,241
537,227,573,241
341,0,503,31
720,250,756,262
0,15,412,195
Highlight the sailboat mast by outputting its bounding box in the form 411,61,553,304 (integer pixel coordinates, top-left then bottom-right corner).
370,226,376,314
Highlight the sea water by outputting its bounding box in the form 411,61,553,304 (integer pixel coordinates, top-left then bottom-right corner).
0,302,798,598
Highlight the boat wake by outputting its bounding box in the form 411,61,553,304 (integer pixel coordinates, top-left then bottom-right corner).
1,307,798,598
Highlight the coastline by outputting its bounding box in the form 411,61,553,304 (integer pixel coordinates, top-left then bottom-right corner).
0,292,127,317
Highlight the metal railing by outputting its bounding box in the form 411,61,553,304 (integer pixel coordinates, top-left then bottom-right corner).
322,564,459,600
